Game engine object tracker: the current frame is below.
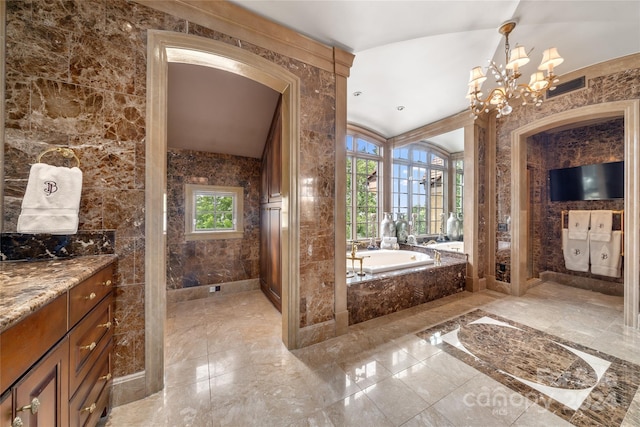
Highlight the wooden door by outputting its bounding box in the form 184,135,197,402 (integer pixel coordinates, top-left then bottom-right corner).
260,205,282,311
260,205,270,293
268,111,282,202
13,339,69,427
268,206,282,307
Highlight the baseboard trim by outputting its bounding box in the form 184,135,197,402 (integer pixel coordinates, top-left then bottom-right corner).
167,278,260,303
111,371,147,407
539,271,623,296
297,319,336,348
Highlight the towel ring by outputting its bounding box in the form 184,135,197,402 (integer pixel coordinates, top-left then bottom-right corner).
37,147,81,168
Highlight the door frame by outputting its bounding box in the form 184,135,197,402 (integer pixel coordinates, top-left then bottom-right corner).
510,100,640,329
145,30,300,394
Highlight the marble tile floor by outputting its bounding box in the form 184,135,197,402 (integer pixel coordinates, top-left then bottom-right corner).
104,283,640,426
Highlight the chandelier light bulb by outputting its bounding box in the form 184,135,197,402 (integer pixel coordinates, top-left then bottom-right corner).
506,45,530,73
539,48,564,72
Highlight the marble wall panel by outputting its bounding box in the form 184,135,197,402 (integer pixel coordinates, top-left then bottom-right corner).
347,260,466,325
181,20,338,331
0,231,115,261
477,125,487,279
4,0,339,379
494,64,640,283
166,148,261,290
540,119,624,284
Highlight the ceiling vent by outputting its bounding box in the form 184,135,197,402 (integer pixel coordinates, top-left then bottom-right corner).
547,76,586,98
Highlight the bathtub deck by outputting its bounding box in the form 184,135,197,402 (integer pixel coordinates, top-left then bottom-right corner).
347,252,467,325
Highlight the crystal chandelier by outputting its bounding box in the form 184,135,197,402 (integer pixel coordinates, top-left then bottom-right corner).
467,21,563,118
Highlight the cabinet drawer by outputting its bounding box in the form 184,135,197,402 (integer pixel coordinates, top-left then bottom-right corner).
69,345,112,427
0,294,67,392
69,295,113,395
69,265,114,327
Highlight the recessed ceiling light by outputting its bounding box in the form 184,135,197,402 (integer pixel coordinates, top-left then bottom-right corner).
353,91,362,96
397,106,405,111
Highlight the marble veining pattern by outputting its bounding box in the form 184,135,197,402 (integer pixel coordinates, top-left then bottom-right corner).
417,309,640,426
104,282,640,426
0,255,117,331
538,119,624,285
5,0,340,380
0,230,115,261
494,64,640,284
347,253,466,325
166,148,261,290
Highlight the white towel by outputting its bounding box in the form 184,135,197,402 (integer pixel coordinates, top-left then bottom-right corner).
17,163,83,234
567,210,591,240
590,210,613,242
562,229,590,272
590,230,622,278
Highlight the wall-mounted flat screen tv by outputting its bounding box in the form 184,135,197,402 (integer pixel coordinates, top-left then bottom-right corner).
549,161,624,202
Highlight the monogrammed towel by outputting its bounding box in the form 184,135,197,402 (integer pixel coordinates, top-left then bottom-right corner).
17,163,83,234
562,228,590,272
590,230,622,278
590,210,613,242
567,210,591,240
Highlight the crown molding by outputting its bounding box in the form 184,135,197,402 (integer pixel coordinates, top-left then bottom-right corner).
133,0,354,75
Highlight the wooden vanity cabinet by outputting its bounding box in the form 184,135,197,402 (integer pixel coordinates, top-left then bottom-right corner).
0,294,67,393
1,391,13,427
12,339,69,427
67,264,114,426
0,262,114,427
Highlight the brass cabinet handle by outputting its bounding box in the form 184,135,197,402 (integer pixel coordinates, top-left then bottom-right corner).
17,398,40,414
80,342,97,351
81,403,96,414
99,373,112,381
12,417,24,427
101,279,112,287
97,321,112,329
85,292,97,300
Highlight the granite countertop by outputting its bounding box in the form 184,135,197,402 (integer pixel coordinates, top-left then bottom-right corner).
0,255,117,332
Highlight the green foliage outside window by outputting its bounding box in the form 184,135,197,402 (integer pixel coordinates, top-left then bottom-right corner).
346,135,381,240
195,194,234,230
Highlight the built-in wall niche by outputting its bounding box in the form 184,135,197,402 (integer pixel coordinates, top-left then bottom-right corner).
528,117,625,288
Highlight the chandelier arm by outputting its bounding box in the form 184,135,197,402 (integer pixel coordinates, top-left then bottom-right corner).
476,87,509,106
467,20,562,119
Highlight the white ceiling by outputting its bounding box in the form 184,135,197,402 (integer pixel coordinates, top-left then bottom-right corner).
167,63,280,158
168,0,640,156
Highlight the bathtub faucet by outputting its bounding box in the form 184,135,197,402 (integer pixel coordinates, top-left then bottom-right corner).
348,241,361,258
347,241,368,276
434,250,442,266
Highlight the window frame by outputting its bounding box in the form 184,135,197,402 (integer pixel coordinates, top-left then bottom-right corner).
452,154,464,216
391,142,449,237
346,128,385,242
184,184,244,241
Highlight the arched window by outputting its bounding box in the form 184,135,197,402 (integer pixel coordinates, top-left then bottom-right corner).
392,143,448,236
346,130,384,241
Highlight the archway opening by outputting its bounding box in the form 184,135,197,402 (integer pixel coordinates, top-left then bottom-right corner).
509,101,640,328
145,31,301,395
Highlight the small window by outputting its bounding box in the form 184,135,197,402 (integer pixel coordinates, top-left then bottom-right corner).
185,184,244,240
